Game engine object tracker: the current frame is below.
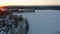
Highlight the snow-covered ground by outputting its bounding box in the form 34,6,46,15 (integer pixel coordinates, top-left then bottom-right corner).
0,10,60,34
20,10,60,34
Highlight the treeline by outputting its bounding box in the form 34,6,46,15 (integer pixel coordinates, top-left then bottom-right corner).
2,6,60,10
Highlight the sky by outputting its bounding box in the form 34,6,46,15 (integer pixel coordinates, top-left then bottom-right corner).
0,0,60,6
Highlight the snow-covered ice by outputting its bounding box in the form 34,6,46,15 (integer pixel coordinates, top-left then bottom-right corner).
0,10,60,34
21,10,60,34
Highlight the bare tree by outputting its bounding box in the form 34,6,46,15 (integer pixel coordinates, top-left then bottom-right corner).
25,18,29,34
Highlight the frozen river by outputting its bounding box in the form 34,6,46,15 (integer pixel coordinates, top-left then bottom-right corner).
0,10,60,34
21,10,60,34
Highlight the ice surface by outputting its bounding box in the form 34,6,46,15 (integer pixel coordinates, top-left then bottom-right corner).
21,10,60,34
0,10,60,34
